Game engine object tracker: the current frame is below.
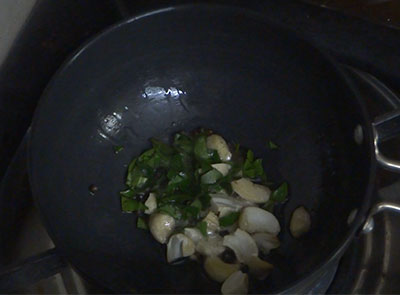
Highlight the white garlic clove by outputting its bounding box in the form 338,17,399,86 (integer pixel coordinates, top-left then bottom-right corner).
167,233,195,263
247,256,273,280
290,206,311,238
149,213,175,244
204,256,240,283
252,233,280,254
181,237,195,257
196,236,225,257
211,163,231,176
207,134,232,161
239,207,280,235
222,229,258,263
231,178,271,203
183,228,204,244
210,194,253,216
144,193,157,214
221,271,248,295
203,211,220,235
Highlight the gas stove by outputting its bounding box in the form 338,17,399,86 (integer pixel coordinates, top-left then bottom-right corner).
0,0,399,294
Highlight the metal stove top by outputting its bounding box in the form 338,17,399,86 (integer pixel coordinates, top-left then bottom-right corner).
0,0,400,294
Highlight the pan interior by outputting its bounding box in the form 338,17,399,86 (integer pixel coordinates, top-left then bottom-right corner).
30,6,372,293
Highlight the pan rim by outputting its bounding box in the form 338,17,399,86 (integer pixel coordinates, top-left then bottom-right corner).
28,3,377,293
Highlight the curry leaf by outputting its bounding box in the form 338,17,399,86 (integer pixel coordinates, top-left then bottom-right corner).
219,212,240,227
138,148,155,162
219,181,233,195
234,143,240,153
151,138,174,155
167,174,192,193
174,133,193,154
246,150,254,162
199,193,211,209
242,150,265,179
160,194,192,205
201,169,223,184
158,204,182,220
263,200,275,212
271,182,289,202
194,135,209,161
182,206,200,219
120,189,135,198
121,196,147,212
267,140,279,150
137,217,148,230
126,158,137,186
113,145,124,154
191,199,202,209
209,149,221,163
196,221,208,236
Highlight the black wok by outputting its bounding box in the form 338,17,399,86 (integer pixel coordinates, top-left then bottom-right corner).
5,4,400,294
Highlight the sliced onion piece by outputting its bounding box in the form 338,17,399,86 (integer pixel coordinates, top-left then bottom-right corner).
221,271,249,295
231,178,271,203
290,206,311,238
149,213,175,244
167,233,195,263
223,229,258,263
207,134,232,161
247,256,273,280
144,193,157,214
239,207,280,235
204,256,240,283
252,233,280,254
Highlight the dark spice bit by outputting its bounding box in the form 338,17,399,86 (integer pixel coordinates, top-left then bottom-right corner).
220,248,236,264
136,210,146,217
219,230,230,237
89,184,98,195
259,251,270,261
136,193,147,202
240,264,249,273
170,256,189,265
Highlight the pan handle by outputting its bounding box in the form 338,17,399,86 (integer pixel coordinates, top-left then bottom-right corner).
362,202,400,234
0,130,67,291
361,109,400,234
0,248,66,292
372,109,400,172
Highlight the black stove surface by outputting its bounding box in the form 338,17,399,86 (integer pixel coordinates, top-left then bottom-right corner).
1,0,400,293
